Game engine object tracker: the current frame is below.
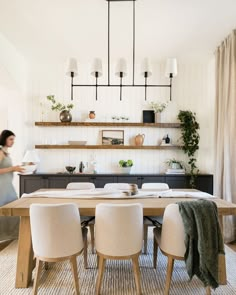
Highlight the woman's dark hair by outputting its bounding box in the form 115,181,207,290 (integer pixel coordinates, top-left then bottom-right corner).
0,130,15,146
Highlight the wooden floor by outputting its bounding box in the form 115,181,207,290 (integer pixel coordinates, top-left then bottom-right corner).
0,240,13,251
227,241,236,251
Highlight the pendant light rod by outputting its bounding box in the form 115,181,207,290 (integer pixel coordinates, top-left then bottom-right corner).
108,0,110,86
132,0,135,86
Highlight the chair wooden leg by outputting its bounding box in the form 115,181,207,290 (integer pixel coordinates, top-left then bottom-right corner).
83,232,88,269
70,255,80,295
153,236,158,269
89,224,95,254
206,286,211,295
132,254,142,295
32,258,43,295
165,256,174,295
96,255,106,295
97,254,99,268
143,224,148,254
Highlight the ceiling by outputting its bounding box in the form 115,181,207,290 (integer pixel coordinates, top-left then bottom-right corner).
0,0,236,63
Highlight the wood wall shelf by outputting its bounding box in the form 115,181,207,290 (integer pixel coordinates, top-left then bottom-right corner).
35,122,180,128
35,144,182,150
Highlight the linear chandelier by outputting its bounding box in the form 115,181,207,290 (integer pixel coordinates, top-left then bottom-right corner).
66,0,178,101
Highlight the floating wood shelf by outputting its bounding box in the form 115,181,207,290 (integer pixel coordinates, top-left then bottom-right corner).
35,122,180,128
35,144,182,150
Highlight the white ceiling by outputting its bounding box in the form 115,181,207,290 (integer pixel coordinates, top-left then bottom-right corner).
0,0,236,63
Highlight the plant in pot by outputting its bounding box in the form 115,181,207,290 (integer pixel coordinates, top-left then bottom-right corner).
165,158,184,170
118,160,133,174
47,95,74,122
149,101,168,123
177,110,200,187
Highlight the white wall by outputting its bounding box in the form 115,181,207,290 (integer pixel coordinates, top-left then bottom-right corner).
29,58,215,175
0,32,29,194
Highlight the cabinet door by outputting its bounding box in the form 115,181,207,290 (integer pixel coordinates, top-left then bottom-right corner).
70,176,93,183
195,175,213,194
48,177,69,188
20,176,47,196
141,176,166,187
92,176,115,188
117,176,140,187
165,175,187,188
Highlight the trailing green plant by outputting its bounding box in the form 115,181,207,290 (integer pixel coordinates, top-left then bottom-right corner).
47,95,74,112
119,160,133,167
177,110,200,187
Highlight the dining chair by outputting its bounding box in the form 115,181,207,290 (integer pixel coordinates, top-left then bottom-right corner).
30,203,85,295
153,203,211,295
95,203,143,295
142,183,169,254
104,183,132,190
66,182,95,255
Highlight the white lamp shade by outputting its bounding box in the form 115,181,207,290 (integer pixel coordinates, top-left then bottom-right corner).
91,58,103,77
141,58,152,77
22,150,40,163
66,58,78,77
165,58,178,78
115,58,127,77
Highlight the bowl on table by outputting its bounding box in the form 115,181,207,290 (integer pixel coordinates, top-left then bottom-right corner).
20,164,37,174
65,166,76,174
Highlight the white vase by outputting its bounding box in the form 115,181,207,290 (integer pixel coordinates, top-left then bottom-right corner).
119,167,131,174
155,112,161,123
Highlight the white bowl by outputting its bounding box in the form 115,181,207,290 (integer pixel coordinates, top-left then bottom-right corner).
21,164,37,173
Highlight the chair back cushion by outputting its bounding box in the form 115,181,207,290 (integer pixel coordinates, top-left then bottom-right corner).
66,182,95,190
142,183,169,190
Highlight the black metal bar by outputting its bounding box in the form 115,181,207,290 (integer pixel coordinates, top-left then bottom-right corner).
169,76,173,101
95,75,98,100
120,74,123,100
72,84,171,87
144,75,147,101
71,73,74,101
108,0,110,86
132,0,135,85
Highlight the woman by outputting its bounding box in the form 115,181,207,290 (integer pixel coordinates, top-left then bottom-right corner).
0,130,25,241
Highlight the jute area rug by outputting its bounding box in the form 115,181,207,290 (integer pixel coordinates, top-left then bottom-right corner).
0,238,236,295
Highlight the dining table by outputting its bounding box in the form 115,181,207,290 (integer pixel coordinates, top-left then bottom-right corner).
1,188,236,289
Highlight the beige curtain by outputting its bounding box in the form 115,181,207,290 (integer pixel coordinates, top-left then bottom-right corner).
215,30,236,242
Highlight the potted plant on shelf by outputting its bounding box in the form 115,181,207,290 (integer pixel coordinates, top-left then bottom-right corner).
177,110,200,187
118,160,133,174
149,101,168,123
165,158,184,170
47,95,74,122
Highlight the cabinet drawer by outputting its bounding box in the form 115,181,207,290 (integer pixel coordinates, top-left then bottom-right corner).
165,176,187,188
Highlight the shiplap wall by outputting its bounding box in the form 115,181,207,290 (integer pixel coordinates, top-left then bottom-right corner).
29,58,215,174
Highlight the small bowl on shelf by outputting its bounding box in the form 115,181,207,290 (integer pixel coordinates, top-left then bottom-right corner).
65,166,76,174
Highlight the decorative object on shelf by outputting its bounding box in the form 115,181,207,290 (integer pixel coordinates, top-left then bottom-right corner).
65,166,76,174
165,158,184,170
22,150,40,173
177,110,200,187
68,140,87,145
102,130,124,145
142,110,155,123
165,134,170,144
66,1,177,101
118,159,133,174
79,161,85,173
149,101,168,123
135,134,145,146
47,95,74,122
89,111,96,119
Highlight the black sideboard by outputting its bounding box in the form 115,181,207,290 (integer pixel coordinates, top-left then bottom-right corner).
19,173,213,196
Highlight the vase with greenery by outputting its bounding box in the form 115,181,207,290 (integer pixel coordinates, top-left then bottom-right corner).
177,110,200,187
47,95,74,122
149,101,168,123
118,160,133,174
165,158,184,170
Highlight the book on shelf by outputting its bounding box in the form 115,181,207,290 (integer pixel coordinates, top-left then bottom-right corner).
165,168,185,174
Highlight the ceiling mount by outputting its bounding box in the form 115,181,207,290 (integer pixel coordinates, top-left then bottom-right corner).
66,0,177,101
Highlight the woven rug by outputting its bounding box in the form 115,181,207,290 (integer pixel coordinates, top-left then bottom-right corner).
0,238,236,295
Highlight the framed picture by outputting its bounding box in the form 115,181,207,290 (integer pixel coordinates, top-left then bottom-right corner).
102,130,124,145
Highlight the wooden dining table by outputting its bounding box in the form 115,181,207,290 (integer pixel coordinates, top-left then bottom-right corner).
1,188,236,289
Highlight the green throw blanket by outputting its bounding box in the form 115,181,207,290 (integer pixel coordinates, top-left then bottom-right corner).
177,199,225,289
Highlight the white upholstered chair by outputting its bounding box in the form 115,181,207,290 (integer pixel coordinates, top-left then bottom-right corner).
104,183,132,190
66,182,95,255
30,203,85,295
153,204,211,295
95,203,143,295
142,183,169,254
66,182,95,190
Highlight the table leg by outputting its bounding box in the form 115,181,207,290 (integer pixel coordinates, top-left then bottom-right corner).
15,216,34,288
218,215,227,285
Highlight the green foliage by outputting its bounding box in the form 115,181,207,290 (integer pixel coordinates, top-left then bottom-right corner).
177,110,200,187
47,95,74,112
119,160,133,167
